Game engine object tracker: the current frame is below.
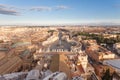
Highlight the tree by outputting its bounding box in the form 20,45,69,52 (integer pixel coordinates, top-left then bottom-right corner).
102,69,112,80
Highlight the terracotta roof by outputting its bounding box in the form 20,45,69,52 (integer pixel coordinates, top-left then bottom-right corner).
71,72,80,77
77,65,85,74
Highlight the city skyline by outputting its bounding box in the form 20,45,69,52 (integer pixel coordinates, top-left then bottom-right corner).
0,0,120,25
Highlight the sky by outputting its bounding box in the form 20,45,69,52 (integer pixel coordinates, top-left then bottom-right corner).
0,0,120,25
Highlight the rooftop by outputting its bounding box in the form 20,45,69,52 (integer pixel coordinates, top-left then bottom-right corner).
103,59,120,70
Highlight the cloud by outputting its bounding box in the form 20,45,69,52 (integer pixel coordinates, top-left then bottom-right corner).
55,5,69,10
0,4,70,15
9,6,25,11
0,8,19,16
30,5,69,12
0,4,20,16
0,4,6,8
30,6,52,11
